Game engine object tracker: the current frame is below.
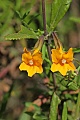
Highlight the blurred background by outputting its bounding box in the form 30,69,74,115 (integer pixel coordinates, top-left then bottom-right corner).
0,0,80,120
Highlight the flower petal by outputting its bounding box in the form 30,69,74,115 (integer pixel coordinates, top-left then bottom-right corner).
27,66,36,77
58,46,63,54
32,49,39,55
68,62,76,71
19,62,36,77
58,64,68,76
19,62,29,71
27,65,43,77
22,53,32,64
51,63,58,72
63,48,73,62
51,63,68,76
36,66,43,73
51,63,68,75
51,48,62,63
33,52,43,65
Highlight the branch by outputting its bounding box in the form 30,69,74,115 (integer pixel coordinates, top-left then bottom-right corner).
42,0,57,89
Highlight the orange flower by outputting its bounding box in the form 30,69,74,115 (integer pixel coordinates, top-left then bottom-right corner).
19,48,43,77
51,46,76,76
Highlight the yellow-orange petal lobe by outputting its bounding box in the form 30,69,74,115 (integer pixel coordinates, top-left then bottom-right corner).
33,52,43,65
58,64,68,76
51,63,68,76
68,62,76,71
19,62,29,71
63,48,73,62
51,47,76,76
51,49,62,63
19,48,43,77
22,53,32,64
51,63,58,72
27,66,37,77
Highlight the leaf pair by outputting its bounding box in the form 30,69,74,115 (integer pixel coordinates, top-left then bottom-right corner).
5,0,72,41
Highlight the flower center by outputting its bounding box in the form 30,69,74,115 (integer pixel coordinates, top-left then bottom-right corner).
29,60,34,65
61,59,66,64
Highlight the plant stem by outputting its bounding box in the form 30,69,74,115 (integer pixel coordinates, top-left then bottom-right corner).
42,0,57,89
42,0,47,35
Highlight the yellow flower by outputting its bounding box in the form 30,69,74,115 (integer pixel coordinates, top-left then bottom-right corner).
19,48,43,77
51,46,76,76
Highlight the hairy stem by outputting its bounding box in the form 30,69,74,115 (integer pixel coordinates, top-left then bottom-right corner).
42,0,47,35
42,0,57,89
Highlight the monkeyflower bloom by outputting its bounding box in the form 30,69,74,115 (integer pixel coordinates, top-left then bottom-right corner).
19,48,43,77
51,46,76,76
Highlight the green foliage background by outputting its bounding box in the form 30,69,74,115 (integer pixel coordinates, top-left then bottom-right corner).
0,0,80,120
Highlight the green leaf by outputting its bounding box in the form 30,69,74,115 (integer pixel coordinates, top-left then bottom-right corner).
27,13,40,25
25,102,33,108
15,0,22,10
68,82,78,91
22,11,30,19
73,48,80,53
49,93,61,120
25,102,40,112
70,17,80,23
50,0,72,31
62,102,67,120
60,79,69,87
44,57,52,65
42,43,46,60
5,25,38,40
74,66,80,86
74,92,80,120
19,113,31,120
33,112,48,120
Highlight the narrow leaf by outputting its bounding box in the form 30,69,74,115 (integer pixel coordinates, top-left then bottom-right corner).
75,92,80,120
50,0,72,31
49,93,61,120
22,11,30,19
5,25,38,40
68,82,78,91
42,43,47,60
73,48,80,53
70,17,80,23
5,33,36,40
62,102,67,120
27,14,40,25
